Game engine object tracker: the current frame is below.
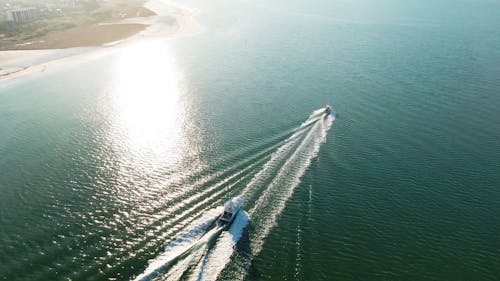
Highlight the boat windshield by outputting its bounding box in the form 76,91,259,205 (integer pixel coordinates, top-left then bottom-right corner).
222,211,232,219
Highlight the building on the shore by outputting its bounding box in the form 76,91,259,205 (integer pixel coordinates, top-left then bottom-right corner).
6,7,38,23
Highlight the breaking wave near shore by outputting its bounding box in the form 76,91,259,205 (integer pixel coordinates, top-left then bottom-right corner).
133,108,335,281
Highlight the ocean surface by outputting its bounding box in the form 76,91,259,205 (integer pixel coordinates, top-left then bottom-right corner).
1,0,500,280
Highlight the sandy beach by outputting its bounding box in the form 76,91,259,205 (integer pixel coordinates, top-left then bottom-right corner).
0,0,201,83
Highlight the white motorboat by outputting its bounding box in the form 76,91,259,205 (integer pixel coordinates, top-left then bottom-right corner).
219,196,244,226
324,105,332,115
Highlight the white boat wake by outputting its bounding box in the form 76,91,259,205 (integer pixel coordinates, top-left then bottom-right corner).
132,107,334,281
133,208,223,281
243,108,334,256
190,211,249,281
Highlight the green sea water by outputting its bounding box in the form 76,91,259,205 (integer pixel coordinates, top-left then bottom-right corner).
1,0,500,280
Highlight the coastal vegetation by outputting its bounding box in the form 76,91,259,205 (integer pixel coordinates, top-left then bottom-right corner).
0,0,155,50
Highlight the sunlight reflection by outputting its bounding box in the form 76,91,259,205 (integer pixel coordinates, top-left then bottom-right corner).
112,42,185,164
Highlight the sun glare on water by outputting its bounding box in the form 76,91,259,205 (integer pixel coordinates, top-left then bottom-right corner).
111,42,186,166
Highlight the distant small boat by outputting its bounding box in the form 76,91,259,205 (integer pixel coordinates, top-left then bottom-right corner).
324,105,332,115
219,196,244,227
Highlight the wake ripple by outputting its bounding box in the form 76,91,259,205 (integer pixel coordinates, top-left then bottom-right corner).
245,109,334,255
132,108,334,281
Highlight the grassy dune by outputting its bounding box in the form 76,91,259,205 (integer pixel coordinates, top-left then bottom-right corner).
0,0,156,50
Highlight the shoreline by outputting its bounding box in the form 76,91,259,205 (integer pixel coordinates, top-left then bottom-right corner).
0,0,201,84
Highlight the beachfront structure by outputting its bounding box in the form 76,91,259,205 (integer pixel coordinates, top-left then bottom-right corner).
6,7,37,23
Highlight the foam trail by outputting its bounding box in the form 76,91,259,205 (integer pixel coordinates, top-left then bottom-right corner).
191,211,249,281
248,121,320,217
133,208,222,281
134,108,334,281
163,225,223,281
139,209,249,281
241,109,331,200
247,111,334,255
240,132,301,199
162,244,209,281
